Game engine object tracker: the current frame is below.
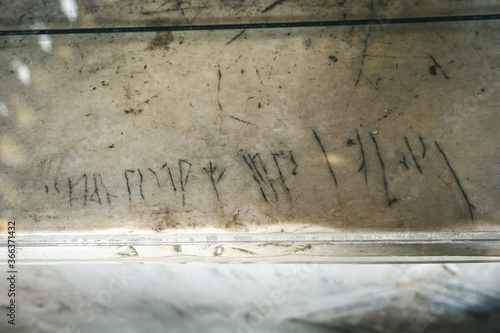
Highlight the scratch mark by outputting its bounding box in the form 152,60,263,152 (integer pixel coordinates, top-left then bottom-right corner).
124,170,134,202
420,136,427,158
141,5,208,15
229,115,254,125
175,0,185,16
98,174,115,205
255,67,263,85
217,64,221,93
290,151,298,175
399,155,409,169
138,168,145,200
217,65,223,111
429,55,440,68
89,174,102,204
405,136,423,173
203,160,226,203
248,154,267,184
163,163,177,192
243,154,268,202
262,0,286,13
370,134,399,207
255,154,278,201
272,153,292,201
179,159,192,207
227,30,245,45
84,174,88,206
429,55,449,79
355,29,371,87
435,141,475,221
356,128,367,183
68,174,88,206
313,129,338,185
217,169,225,183
148,168,161,188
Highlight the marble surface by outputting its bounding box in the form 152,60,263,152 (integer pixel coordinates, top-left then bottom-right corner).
1,263,499,332
0,3,499,333
0,1,499,238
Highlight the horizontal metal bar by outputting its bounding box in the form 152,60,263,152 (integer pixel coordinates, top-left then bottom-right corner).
0,14,499,36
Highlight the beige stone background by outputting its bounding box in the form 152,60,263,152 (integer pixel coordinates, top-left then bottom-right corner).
0,2,499,333
0,0,499,235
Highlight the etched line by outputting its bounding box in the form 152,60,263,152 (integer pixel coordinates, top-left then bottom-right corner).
226,29,245,45
167,167,176,190
355,29,371,87
207,162,221,202
217,64,222,93
313,129,338,185
89,174,102,204
68,174,87,206
84,174,88,206
356,128,367,183
179,159,192,207
243,154,268,201
272,153,292,201
98,174,116,205
249,153,267,184
435,141,475,221
255,67,263,85
399,155,409,169
256,154,268,175
217,168,226,183
175,0,185,17
272,153,284,179
404,136,423,173
138,168,145,200
161,162,177,192
217,65,223,111
229,115,253,125
257,154,277,201
54,180,60,193
148,168,161,188
255,175,268,202
124,170,135,202
429,55,449,79
420,136,427,158
179,160,192,189
203,160,226,203
290,151,298,175
256,154,278,200
262,0,286,13
370,134,399,207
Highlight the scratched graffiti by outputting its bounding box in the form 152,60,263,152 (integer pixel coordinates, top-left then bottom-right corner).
43,128,476,222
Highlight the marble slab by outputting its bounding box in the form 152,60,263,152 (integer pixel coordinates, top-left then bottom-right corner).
0,1,499,238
